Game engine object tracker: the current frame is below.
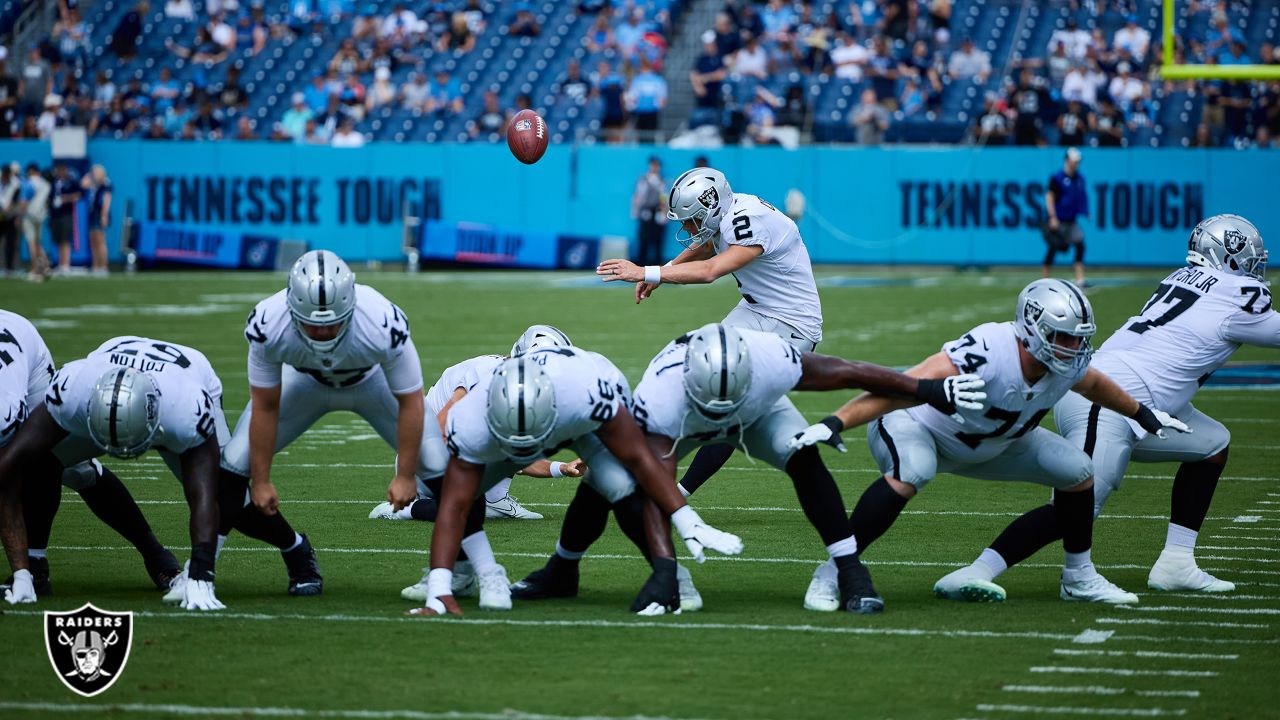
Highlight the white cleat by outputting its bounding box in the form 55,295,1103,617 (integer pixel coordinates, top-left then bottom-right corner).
803,563,839,612
676,564,702,613
1061,570,1139,605
368,501,402,520
1148,549,1235,593
485,493,544,520
933,566,1006,603
162,562,189,605
478,566,513,611
401,562,478,601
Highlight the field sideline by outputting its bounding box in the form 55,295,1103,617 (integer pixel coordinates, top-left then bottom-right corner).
0,268,1276,720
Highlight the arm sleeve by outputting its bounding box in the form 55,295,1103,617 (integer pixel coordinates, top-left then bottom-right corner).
383,335,425,395
1221,303,1280,348
246,341,282,389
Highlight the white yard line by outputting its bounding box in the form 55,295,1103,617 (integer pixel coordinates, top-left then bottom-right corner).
1051,649,1238,661
0,701,705,720
1002,686,1203,700
1209,535,1280,542
1029,666,1215,678
1095,617,1268,629
1142,593,1278,602
1198,554,1280,564
975,703,1186,717
1121,605,1280,616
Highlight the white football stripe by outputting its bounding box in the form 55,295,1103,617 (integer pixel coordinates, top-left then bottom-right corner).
0,701,705,720
975,703,1186,717
1029,666,1216,677
1051,648,1238,660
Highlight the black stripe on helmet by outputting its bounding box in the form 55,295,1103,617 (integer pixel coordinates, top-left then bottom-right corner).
516,359,526,434
717,325,728,400
316,252,327,308
108,369,126,448
1060,279,1090,324
669,169,696,209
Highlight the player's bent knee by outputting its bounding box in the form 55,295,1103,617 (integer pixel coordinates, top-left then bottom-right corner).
1062,475,1094,493
884,475,919,499
1207,444,1230,466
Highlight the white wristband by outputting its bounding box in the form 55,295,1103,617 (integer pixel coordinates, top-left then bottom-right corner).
644,265,662,285
671,504,698,537
426,567,452,599
549,461,565,478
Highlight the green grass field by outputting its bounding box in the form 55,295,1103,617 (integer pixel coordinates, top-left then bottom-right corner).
0,268,1277,720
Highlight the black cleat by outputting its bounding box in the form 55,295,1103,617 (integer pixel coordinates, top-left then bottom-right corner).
282,534,324,597
836,555,884,615
510,554,579,600
145,548,182,591
630,557,679,614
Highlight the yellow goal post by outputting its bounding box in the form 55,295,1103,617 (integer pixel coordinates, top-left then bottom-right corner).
1159,0,1280,80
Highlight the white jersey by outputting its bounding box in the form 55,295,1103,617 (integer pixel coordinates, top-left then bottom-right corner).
1092,266,1280,415
0,310,56,446
631,329,803,443
445,347,630,465
713,192,823,344
46,336,223,455
910,322,1087,463
245,284,423,394
425,354,503,416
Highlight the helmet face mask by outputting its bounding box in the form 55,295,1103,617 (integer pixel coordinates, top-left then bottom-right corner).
287,250,357,354
510,324,573,357
87,368,161,458
1015,279,1097,376
667,168,733,250
486,357,558,463
1186,213,1267,282
682,323,752,428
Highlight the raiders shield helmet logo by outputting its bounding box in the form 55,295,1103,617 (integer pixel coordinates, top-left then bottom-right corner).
1222,228,1248,255
697,186,719,209
44,603,133,697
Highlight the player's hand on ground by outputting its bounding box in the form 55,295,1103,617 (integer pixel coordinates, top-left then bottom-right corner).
387,473,417,511
251,479,279,515
596,258,643,283
635,281,659,304
180,580,225,611
630,561,680,616
4,569,36,604
788,415,846,453
672,507,744,563
406,594,463,617
944,373,987,411
559,458,587,477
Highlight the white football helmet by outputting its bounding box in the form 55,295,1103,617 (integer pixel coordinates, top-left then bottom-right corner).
486,356,558,463
287,250,357,354
86,367,161,458
1014,279,1096,376
1187,213,1266,281
683,323,752,426
667,167,733,250
510,324,572,357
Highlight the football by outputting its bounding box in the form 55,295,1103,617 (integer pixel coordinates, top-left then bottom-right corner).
507,109,549,165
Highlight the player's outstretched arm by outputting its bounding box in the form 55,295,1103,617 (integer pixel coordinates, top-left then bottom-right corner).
516,458,586,478
1073,368,1190,439
415,456,481,617
389,389,424,510
0,406,65,580
598,244,762,290
795,351,986,414
247,383,282,515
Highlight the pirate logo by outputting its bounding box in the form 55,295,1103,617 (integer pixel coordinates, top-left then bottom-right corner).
1222,228,1248,255
44,603,133,697
697,186,719,209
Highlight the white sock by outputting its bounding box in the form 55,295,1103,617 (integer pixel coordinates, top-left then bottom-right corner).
394,504,415,520
826,536,858,559
485,477,513,504
677,483,691,499
814,557,837,582
460,531,498,574
28,548,47,560
1064,550,1093,574
215,535,228,559
555,541,585,561
283,533,304,553
1164,523,1198,554
973,548,1007,581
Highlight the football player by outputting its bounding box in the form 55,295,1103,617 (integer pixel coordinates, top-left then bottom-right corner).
408,345,745,617
597,167,822,502
0,335,229,610
511,323,987,614
935,215,1278,600
218,250,443,596
0,309,180,600
792,279,1190,609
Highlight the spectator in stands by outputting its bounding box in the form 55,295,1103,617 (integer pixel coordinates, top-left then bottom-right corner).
829,32,868,82
38,94,68,139
168,27,228,65
236,10,269,56
150,68,180,115
630,156,666,266
866,35,899,106
144,118,169,140
380,3,420,46
1220,78,1252,145
79,164,112,275
48,163,80,275
92,71,116,110
761,0,796,42
1045,41,1071,88
163,98,193,135
1009,68,1048,146
735,2,764,40
881,0,912,41
510,3,541,38
745,86,783,146
217,66,248,115
559,59,592,105
1061,59,1104,108
1113,14,1150,63
901,40,942,110
713,12,740,59
776,84,809,131
1108,61,1144,111
595,59,627,143
0,49,14,138
948,36,990,83
843,2,870,42
304,73,330,113
300,118,328,144
849,87,889,144
17,46,52,120
165,0,195,20
339,73,367,121
400,71,429,111
626,56,667,138
585,11,616,54
330,117,365,147
112,2,147,60
426,70,463,116
209,12,237,52
468,90,507,140
330,39,361,76
1057,99,1090,147
732,34,769,81
1050,17,1092,62
616,7,648,62
439,11,476,55
282,93,313,139
0,165,19,276
367,37,399,76
1204,8,1234,59
192,101,223,138
690,32,727,128
974,94,1009,144
366,66,397,114
93,96,135,137
233,116,257,140
54,6,89,67
928,0,951,37
769,35,804,77
352,5,379,41
18,163,51,281
798,11,834,73
1191,122,1214,148
316,94,345,136
18,117,39,138
462,0,487,34
1042,147,1088,287
899,79,925,117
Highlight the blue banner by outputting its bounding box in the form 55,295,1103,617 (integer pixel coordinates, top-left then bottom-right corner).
136,222,281,269
419,220,600,269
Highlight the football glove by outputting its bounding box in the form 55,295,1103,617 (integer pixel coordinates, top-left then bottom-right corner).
3,569,36,605
631,558,680,616
179,579,225,611
787,415,846,452
1132,404,1192,440
671,506,743,563
915,374,987,415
